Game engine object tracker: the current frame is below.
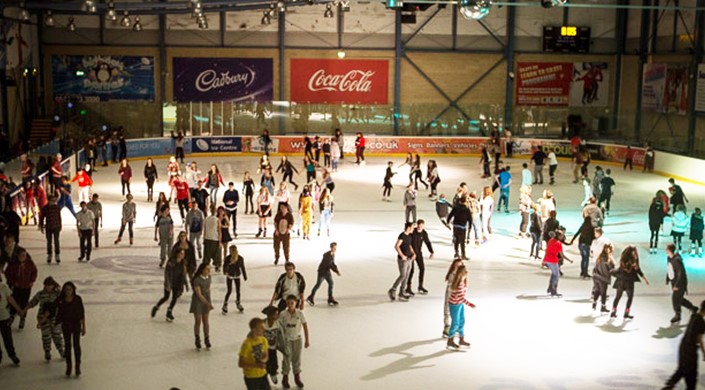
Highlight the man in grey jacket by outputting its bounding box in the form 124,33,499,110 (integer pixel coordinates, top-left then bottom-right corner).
403,184,417,224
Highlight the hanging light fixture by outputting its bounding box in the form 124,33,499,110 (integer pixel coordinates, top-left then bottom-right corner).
82,0,97,14
340,1,351,12
44,11,56,27
67,17,76,32
261,10,271,25
541,0,568,7
191,1,203,18
197,14,209,29
19,2,31,22
133,16,142,31
459,0,493,21
106,1,117,21
120,11,131,27
277,1,287,14
324,3,334,18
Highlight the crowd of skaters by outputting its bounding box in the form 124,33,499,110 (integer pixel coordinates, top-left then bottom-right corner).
0,127,703,389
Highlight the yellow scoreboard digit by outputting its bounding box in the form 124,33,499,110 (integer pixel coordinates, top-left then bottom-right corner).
560,26,577,37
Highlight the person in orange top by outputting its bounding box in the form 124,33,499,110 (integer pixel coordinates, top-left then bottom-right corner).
71,166,94,204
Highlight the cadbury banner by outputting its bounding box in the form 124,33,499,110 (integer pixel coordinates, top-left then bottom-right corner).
290,59,389,104
173,58,273,102
52,55,155,101
516,62,572,106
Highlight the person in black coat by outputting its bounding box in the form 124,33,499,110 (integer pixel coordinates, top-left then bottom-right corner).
276,156,300,191
649,196,665,254
569,216,595,279
222,245,247,314
611,245,650,319
151,247,189,322
56,281,86,377
529,204,543,260
663,300,705,390
306,243,340,306
667,243,697,324
447,197,472,260
407,220,434,295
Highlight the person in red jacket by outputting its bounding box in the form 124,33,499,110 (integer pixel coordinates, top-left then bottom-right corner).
542,230,573,298
355,132,366,165
71,166,94,204
118,158,132,199
5,245,37,330
174,175,191,222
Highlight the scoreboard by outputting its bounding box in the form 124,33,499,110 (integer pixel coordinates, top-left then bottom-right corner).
543,26,591,53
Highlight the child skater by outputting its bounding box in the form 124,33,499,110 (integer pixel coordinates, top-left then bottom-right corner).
443,258,464,338
435,193,452,229
690,208,703,257
278,295,310,388
262,305,281,385
580,177,592,207
222,245,247,315
610,246,650,319
382,161,396,202
446,264,476,349
592,243,615,313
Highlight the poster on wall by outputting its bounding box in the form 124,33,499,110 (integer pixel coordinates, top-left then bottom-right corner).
290,59,389,104
641,63,667,112
515,62,572,106
173,58,273,103
570,62,609,107
51,55,155,101
696,64,705,112
663,64,689,114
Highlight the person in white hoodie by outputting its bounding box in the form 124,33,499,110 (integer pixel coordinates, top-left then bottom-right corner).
672,204,690,252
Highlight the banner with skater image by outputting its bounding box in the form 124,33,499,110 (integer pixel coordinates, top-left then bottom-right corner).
663,64,689,115
641,63,667,112
51,55,156,101
570,62,609,107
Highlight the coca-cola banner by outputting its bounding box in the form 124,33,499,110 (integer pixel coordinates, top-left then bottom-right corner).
173,57,273,102
290,58,389,104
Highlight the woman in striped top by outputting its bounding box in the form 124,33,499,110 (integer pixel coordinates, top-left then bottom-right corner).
447,265,476,349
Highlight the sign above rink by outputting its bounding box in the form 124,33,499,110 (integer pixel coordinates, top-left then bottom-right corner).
192,136,242,153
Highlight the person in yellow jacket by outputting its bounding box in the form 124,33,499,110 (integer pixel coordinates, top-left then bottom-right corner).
299,186,314,240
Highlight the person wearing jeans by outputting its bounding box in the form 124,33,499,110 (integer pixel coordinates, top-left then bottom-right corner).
388,223,416,302
667,244,697,324
543,231,570,297
39,195,62,264
306,243,340,306
115,194,136,246
154,206,174,268
569,216,595,279
531,146,547,185
185,202,204,259
56,282,86,377
403,185,417,224
529,205,542,259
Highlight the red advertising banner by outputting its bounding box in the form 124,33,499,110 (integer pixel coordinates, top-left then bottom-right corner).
290,59,389,104
516,62,572,106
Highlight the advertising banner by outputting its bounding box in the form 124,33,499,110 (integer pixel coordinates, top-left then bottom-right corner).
52,55,155,101
663,64,689,114
516,62,572,106
570,62,609,107
696,64,705,112
192,137,242,153
173,58,273,103
241,136,280,154
125,138,192,159
641,63,667,112
290,59,389,104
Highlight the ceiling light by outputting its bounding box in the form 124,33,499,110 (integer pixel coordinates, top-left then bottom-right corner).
261,10,271,25
340,1,351,12
67,17,76,32
133,16,142,31
120,11,131,27
459,0,492,21
337,50,346,59
19,3,30,22
191,2,203,18
83,0,97,14
277,1,286,13
44,11,55,27
106,2,117,21
197,15,209,29
324,3,334,17
542,0,568,7
386,0,403,9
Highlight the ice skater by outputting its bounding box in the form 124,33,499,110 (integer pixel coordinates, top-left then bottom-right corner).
388,222,415,302
529,204,542,260
480,186,494,242
238,317,271,390
278,295,310,389
435,193,451,228
243,172,256,214
518,185,532,238
306,242,340,306
317,188,334,237
144,157,158,202
427,160,440,200
382,161,396,202
447,195,471,260
256,187,272,238
598,169,615,215
56,281,86,377
446,264,476,350
543,231,572,297
667,243,697,324
407,220,434,295
276,156,299,191
155,205,174,268
190,263,213,350
222,245,247,314
118,158,132,198
298,186,313,240
610,245,649,319
649,195,666,253
591,244,615,313
662,300,705,390
689,208,703,257
151,247,189,322
115,194,136,246
262,305,281,385
403,184,417,224
569,216,595,279
443,258,464,338
672,205,689,252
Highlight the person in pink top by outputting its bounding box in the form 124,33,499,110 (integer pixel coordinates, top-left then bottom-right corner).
446,264,476,349
118,159,132,198
71,166,94,203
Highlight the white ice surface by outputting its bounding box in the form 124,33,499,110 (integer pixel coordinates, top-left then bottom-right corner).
2,154,705,390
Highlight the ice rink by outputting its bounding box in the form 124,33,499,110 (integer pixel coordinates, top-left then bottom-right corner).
3,153,705,390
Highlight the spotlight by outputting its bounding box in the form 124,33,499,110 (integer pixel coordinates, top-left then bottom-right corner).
542,0,568,7
337,50,346,59
459,0,492,21
19,2,30,22
106,2,117,21
340,1,351,12
386,0,403,9
44,11,56,27
120,11,131,27
324,3,334,18
133,16,142,31
67,17,76,31
261,10,271,25
197,15,209,29
191,2,203,18
277,1,287,13
82,0,97,14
